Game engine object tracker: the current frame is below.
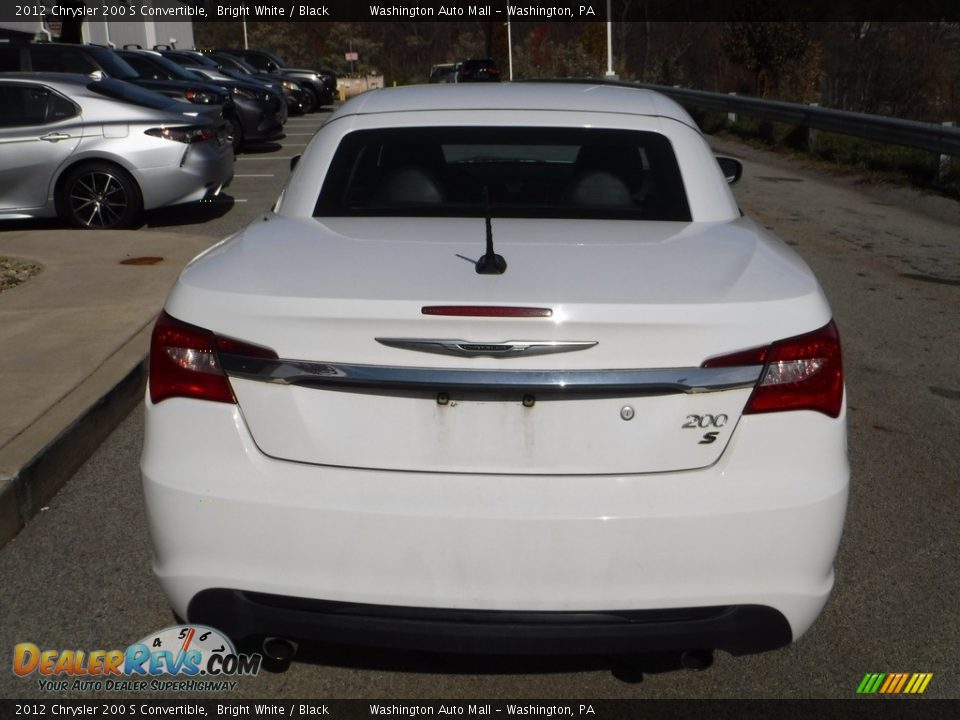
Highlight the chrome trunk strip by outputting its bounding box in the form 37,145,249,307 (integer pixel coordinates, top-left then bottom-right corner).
376,338,598,358
221,356,762,395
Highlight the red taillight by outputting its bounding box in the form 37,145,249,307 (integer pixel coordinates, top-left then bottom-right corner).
149,312,278,404
702,320,844,418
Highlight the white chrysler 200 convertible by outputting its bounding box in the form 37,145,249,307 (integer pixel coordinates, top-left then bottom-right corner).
141,83,848,666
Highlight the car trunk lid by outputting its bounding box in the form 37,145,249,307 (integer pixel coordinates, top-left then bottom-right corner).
168,216,828,474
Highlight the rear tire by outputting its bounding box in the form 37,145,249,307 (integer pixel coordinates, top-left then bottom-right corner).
59,162,142,229
300,86,318,113
226,112,245,152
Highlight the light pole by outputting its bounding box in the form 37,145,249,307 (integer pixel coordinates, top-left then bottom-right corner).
507,18,513,82
242,21,248,50
604,0,616,79
506,7,513,81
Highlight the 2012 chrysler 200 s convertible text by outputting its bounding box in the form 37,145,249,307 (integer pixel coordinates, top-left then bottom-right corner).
141,83,848,662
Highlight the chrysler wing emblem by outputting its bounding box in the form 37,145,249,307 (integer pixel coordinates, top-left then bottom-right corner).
375,338,598,358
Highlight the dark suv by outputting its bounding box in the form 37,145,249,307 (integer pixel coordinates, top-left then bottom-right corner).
215,48,336,112
457,58,501,82
207,51,310,115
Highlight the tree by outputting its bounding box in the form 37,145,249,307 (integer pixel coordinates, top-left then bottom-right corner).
722,21,808,96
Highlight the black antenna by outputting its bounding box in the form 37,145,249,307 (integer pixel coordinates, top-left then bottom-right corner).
475,186,507,275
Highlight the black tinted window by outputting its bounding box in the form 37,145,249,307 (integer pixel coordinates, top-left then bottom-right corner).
315,127,691,221
0,84,78,127
212,54,253,74
242,52,270,71
255,50,285,70
48,92,79,122
29,46,98,74
0,45,21,72
236,51,281,72
30,45,138,79
119,53,167,80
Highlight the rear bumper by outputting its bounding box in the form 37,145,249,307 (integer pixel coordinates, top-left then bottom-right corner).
141,399,848,655
188,591,791,656
137,143,234,209
235,96,286,142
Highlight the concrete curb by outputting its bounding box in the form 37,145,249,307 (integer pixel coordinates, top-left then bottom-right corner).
0,355,147,548
0,229,217,550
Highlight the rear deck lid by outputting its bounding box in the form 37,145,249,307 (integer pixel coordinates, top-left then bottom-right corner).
169,215,828,475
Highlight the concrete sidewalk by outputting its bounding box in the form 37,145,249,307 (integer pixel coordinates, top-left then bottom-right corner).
0,228,215,547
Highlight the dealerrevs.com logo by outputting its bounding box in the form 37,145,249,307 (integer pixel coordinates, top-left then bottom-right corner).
13,625,261,692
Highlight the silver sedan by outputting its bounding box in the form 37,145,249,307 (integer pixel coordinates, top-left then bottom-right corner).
0,73,234,229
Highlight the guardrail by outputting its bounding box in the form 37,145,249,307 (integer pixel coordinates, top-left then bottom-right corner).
617,82,960,158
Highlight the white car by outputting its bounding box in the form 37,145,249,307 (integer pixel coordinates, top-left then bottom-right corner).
142,83,848,666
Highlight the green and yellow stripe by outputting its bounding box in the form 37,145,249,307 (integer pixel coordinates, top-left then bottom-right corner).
857,672,933,695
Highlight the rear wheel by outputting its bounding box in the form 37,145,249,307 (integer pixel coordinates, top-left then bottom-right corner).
300,86,318,113
226,112,245,152
59,162,142,229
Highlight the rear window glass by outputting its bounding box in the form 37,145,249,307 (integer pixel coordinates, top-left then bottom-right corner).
314,127,690,221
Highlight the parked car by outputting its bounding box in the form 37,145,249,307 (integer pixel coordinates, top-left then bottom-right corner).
214,48,335,112
205,51,310,115
117,49,285,151
429,62,459,83
142,83,847,664
0,73,233,229
0,42,234,110
457,57,500,82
